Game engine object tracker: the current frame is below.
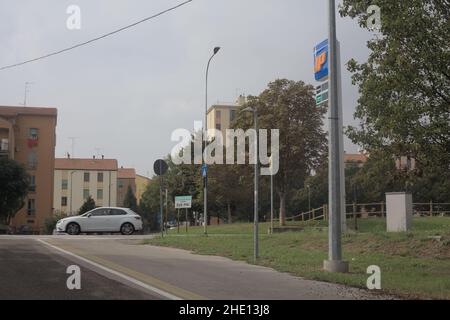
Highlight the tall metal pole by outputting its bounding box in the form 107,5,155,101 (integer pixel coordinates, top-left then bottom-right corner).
254,109,259,261
324,0,348,273
159,173,164,238
270,168,274,235
165,188,168,235
204,47,220,236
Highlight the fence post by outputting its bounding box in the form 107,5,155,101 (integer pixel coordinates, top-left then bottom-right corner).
324,204,328,221
381,201,385,217
430,200,433,217
353,202,358,231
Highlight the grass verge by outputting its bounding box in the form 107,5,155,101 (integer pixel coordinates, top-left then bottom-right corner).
142,217,450,299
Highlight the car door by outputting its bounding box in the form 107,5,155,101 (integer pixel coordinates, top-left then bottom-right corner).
109,208,128,232
86,208,110,232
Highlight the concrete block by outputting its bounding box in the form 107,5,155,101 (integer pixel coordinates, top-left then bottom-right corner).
386,192,412,232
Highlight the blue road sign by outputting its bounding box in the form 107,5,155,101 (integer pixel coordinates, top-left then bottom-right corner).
314,39,329,82
202,164,207,178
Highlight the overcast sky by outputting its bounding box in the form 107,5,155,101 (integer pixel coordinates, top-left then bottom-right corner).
0,0,374,176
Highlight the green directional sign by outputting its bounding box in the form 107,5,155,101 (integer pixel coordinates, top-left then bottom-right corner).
315,81,329,106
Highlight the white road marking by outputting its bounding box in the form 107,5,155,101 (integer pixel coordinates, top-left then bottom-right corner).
36,239,182,300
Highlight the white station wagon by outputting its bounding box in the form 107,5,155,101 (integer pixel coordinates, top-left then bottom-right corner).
56,207,143,235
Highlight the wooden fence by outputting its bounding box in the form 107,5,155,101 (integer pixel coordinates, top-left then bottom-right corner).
274,202,450,224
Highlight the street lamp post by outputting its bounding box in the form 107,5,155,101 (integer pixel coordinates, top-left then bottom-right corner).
242,107,259,261
324,0,348,273
203,46,221,236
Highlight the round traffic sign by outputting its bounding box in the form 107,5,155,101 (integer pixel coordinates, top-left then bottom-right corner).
153,159,168,176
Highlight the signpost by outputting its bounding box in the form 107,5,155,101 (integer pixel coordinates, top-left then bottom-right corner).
175,196,192,233
154,159,168,238
175,196,192,209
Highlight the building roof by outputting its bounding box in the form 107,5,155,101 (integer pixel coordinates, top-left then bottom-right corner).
55,158,118,171
118,168,136,179
207,103,239,115
344,153,368,163
136,174,151,181
0,106,57,117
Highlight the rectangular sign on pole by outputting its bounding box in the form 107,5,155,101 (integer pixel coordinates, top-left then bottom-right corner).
315,81,329,106
175,196,192,209
314,39,329,82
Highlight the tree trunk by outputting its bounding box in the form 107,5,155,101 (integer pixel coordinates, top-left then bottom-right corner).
227,202,232,224
279,192,286,226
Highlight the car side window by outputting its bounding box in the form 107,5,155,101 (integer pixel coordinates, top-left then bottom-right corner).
111,209,127,216
90,208,109,216
88,209,101,216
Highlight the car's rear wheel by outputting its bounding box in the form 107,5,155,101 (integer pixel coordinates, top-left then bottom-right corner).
120,223,134,235
66,223,80,235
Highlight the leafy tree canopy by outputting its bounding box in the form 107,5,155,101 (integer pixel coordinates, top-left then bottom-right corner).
0,157,30,224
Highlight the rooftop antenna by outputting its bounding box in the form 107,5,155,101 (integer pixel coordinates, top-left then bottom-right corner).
68,137,78,158
23,82,34,106
94,147,103,158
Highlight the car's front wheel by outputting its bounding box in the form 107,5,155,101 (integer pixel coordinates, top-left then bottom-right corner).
120,223,134,235
66,223,80,235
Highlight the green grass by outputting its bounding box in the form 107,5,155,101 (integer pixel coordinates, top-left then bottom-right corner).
143,217,450,299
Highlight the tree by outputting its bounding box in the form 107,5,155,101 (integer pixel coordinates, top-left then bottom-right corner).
78,196,96,215
0,157,30,224
123,185,138,211
233,79,328,225
140,180,161,231
340,0,450,171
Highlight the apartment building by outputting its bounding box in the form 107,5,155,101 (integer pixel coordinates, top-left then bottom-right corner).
53,157,118,215
344,152,368,168
117,167,136,207
0,106,57,234
136,174,151,204
206,95,246,140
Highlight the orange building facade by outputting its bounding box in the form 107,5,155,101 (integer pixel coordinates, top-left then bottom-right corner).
0,106,57,234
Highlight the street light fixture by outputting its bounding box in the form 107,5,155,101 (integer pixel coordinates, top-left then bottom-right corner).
203,46,221,236
242,106,259,262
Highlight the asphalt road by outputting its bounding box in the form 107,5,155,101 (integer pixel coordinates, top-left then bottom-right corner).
0,235,392,300
0,239,163,300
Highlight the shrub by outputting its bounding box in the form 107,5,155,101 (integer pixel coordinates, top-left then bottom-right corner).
44,213,68,235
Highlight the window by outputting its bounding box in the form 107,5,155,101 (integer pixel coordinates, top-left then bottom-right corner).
97,172,103,182
84,172,90,182
27,199,36,216
90,208,110,216
230,110,236,122
215,124,221,131
28,128,39,140
97,189,103,200
61,197,68,207
215,110,221,120
118,180,124,188
111,209,127,216
83,189,90,200
27,152,37,169
61,179,68,190
29,176,36,192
